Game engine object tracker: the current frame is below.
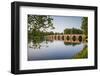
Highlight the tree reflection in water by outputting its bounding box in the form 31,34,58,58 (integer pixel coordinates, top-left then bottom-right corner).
64,42,81,46
29,36,44,49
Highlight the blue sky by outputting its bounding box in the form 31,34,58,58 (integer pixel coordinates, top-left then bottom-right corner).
48,16,83,33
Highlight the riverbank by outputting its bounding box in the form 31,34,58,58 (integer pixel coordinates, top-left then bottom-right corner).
74,46,88,59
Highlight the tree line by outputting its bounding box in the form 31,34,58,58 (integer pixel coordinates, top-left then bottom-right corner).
64,28,83,34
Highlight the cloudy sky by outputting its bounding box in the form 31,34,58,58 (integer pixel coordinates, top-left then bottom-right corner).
48,15,83,33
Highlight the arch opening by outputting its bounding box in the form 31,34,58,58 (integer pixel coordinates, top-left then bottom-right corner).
55,35,56,40
78,36,82,42
62,36,64,40
66,36,70,40
72,36,76,41
58,36,60,40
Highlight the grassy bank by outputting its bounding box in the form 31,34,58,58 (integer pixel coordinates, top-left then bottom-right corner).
74,46,88,59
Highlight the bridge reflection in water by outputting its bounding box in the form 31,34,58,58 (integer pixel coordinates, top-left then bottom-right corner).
46,34,85,43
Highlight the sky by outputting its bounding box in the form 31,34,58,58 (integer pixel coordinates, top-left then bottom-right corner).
48,15,83,33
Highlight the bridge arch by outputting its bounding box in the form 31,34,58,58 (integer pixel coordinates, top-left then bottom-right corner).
55,35,56,40
58,35,60,40
66,36,70,40
78,36,82,42
72,35,76,41
62,36,64,40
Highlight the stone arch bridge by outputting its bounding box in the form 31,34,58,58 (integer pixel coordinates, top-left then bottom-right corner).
46,34,85,43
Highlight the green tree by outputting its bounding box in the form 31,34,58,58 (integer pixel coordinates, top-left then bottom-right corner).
64,28,72,34
28,15,55,32
64,28,82,34
49,31,54,35
72,28,83,34
28,15,55,44
81,17,88,36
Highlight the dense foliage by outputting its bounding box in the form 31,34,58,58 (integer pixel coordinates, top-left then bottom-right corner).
64,28,83,34
28,15,55,42
28,15,55,32
81,17,88,36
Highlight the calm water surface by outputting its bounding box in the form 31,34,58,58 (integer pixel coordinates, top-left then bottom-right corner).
28,40,85,61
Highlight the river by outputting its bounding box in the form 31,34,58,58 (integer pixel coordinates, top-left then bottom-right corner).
28,39,86,61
